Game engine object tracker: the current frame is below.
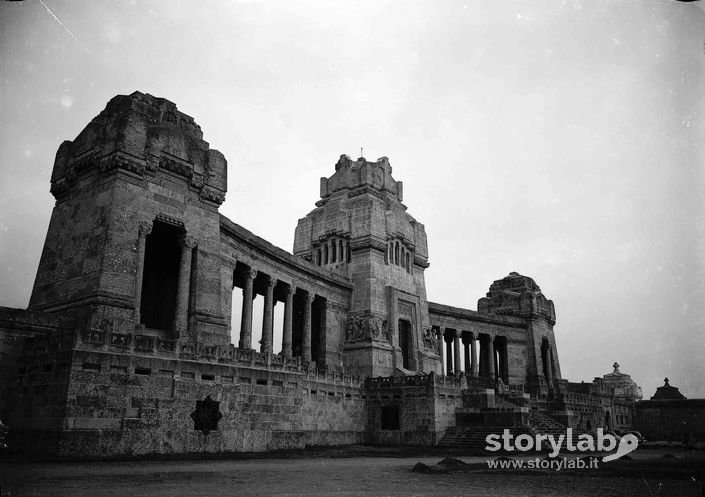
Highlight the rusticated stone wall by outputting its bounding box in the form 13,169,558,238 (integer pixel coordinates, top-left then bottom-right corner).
365,374,464,446
10,331,365,457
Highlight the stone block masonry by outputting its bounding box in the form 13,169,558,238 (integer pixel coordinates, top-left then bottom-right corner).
10,330,365,456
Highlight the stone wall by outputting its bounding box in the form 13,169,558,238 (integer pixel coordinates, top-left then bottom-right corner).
635,399,705,443
9,330,366,457
365,373,464,446
0,307,74,423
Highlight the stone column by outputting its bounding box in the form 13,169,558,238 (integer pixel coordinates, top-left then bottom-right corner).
302,292,313,363
238,268,257,349
546,345,554,389
282,284,295,358
453,330,462,376
133,221,152,327
442,328,452,375
470,332,478,377
488,334,496,382
261,275,277,353
462,333,471,375
173,235,196,338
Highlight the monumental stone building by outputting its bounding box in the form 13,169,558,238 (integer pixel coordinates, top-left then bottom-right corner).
0,92,641,457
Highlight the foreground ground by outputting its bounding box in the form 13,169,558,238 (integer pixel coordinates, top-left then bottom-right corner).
0,447,703,496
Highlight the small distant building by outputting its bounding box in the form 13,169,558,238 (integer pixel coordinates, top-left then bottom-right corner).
649,377,686,400
635,378,705,443
564,362,641,433
602,362,643,401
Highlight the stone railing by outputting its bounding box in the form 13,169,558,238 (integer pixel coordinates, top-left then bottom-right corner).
561,392,605,407
508,383,526,394
366,374,435,388
302,366,362,387
24,330,74,354
22,327,364,388
365,373,513,391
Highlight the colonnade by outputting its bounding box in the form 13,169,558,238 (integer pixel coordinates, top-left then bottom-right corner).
133,220,327,365
315,237,351,266
234,265,325,363
436,327,509,384
386,239,411,273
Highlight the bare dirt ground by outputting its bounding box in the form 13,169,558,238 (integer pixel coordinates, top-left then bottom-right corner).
0,447,702,497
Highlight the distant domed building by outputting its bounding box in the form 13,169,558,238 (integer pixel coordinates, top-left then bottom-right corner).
602,362,643,401
650,377,686,400
635,378,705,443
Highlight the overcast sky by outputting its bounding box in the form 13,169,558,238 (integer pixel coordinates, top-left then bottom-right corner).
0,0,703,398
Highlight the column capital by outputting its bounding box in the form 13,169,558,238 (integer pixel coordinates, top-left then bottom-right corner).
488,334,495,342
246,268,258,280
264,275,277,289
303,291,313,304
454,329,462,338
178,234,197,249
439,326,446,333
472,331,479,340
284,283,296,297
138,221,153,237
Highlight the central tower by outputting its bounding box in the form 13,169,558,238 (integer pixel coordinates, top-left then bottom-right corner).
294,155,440,377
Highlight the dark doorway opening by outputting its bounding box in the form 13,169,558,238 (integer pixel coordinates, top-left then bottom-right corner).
380,405,400,430
398,319,412,370
541,339,551,383
312,298,326,366
140,221,182,331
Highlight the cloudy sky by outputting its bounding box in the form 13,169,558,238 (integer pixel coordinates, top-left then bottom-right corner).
0,0,703,398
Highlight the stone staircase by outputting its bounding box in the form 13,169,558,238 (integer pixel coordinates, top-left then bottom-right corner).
437,396,582,453
437,425,533,449
437,395,525,450
528,409,567,436
528,408,589,451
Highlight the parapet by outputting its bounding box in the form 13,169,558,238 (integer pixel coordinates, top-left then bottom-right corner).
50,91,227,205
319,155,403,204
477,272,556,323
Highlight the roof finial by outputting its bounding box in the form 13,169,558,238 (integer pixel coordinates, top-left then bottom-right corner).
360,147,364,158
613,362,620,374
664,377,670,386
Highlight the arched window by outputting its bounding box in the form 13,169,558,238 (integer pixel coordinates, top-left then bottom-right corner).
316,248,321,266
339,240,344,263
324,244,328,265
331,239,336,263
406,252,410,272
394,242,399,265
347,241,351,263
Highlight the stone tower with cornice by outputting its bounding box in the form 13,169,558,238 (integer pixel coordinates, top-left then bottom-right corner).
28,91,229,348
294,155,441,377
